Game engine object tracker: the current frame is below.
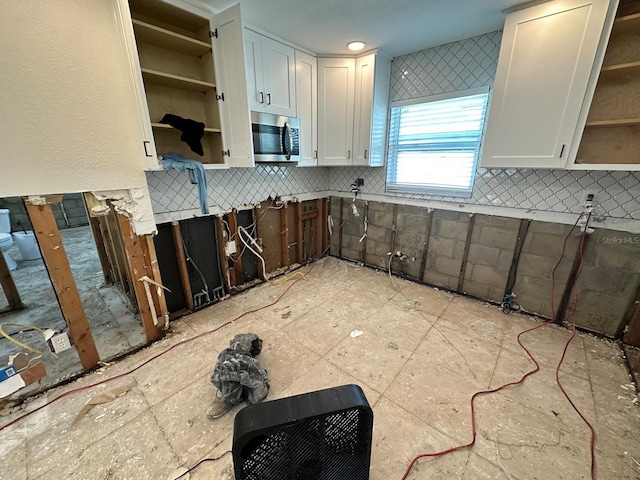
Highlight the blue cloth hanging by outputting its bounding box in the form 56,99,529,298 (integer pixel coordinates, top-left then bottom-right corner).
160,153,209,215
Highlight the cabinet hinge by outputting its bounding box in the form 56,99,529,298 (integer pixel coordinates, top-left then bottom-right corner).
216,92,225,101
222,149,231,157
209,29,218,38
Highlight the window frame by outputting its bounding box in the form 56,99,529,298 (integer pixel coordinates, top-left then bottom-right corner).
385,86,490,198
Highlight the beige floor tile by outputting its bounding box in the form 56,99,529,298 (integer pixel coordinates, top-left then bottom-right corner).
583,334,634,392
32,410,180,480
393,282,454,317
438,296,508,347
462,452,519,479
385,362,481,444
473,393,593,480
274,358,381,406
415,324,501,387
370,396,467,480
151,371,235,466
285,302,360,356
325,330,413,394
133,337,216,407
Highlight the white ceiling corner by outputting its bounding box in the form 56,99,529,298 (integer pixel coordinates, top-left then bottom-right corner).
203,0,530,57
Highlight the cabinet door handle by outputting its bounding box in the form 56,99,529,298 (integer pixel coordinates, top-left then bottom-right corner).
259,91,264,103
313,150,318,159
347,150,351,159
266,93,271,105
364,149,368,160
143,141,152,157
559,144,565,158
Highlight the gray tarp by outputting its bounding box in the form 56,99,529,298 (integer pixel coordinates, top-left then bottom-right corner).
210,333,270,406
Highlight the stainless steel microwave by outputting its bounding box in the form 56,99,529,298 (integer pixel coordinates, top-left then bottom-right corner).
251,111,300,163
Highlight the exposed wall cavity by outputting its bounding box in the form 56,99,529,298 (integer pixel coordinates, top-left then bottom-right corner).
330,197,640,339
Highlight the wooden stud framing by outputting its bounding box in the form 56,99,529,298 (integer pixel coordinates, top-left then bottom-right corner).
25,201,100,370
315,199,324,258
116,213,163,342
83,194,114,284
98,216,125,292
338,198,344,258
322,198,329,253
419,210,434,282
295,202,303,264
361,202,369,264
0,248,23,311
555,235,590,324
214,216,231,293
228,211,244,286
504,219,531,296
280,203,290,268
140,235,169,329
171,222,194,311
457,214,476,293
624,298,640,347
105,206,134,296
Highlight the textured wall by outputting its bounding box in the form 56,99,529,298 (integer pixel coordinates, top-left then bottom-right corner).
0,1,156,234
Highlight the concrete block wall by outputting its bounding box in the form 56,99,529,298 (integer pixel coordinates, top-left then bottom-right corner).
0,194,89,231
567,229,640,337
424,210,471,290
330,196,640,339
513,222,580,319
463,215,520,303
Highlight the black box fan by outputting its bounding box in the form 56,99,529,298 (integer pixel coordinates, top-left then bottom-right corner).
232,384,374,480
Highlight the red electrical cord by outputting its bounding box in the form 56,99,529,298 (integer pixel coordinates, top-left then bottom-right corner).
401,212,596,480
0,221,345,434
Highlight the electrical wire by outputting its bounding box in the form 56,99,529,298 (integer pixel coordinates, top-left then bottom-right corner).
0,218,346,434
400,211,594,480
0,324,45,355
173,450,232,480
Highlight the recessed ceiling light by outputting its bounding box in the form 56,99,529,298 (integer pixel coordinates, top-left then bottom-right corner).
347,41,366,51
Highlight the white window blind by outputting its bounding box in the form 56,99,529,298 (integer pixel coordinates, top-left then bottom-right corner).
386,90,489,197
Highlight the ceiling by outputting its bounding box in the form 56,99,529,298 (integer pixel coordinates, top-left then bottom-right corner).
204,0,530,57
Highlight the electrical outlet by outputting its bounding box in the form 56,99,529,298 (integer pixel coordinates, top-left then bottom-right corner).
581,191,597,208
50,332,72,353
225,240,237,256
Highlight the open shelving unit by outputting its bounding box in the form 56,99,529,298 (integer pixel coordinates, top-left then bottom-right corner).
130,0,224,165
576,1,640,165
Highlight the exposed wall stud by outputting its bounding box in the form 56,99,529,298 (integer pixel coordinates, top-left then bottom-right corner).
228,210,244,286
116,213,163,342
419,210,434,282
0,247,23,311
555,235,591,324
504,219,531,296
457,214,476,293
315,199,324,258
281,202,290,268
171,222,194,311
295,202,303,264
83,194,114,284
214,216,231,293
142,235,169,328
338,198,344,258
25,200,100,369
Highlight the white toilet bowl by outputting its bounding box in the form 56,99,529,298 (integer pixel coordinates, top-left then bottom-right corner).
0,233,17,271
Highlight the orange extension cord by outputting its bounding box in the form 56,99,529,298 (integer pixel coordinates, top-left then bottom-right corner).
400,211,596,480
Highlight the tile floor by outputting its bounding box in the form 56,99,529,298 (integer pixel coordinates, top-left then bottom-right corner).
1,257,639,479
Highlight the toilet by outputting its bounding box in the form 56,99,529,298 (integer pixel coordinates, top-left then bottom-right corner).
0,209,17,271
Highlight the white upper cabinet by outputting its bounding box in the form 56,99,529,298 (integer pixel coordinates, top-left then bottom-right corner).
212,4,254,167
295,51,318,167
318,53,390,166
353,53,391,167
318,57,356,166
244,29,297,117
481,0,611,168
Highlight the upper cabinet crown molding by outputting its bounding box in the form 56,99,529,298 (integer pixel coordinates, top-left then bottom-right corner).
481,0,612,169
244,29,297,117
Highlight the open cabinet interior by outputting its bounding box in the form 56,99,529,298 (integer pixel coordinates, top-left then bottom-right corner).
576,0,640,165
130,0,225,164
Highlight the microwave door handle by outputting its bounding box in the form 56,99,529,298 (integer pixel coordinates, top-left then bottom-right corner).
283,122,293,160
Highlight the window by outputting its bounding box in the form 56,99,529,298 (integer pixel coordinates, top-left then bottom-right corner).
386,88,489,197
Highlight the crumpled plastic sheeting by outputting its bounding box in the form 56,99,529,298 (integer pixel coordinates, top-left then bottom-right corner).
211,333,270,406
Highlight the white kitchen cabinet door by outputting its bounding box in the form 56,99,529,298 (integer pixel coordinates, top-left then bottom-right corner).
244,30,296,117
353,53,390,167
481,0,610,168
212,4,254,167
295,51,318,167
318,57,355,166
